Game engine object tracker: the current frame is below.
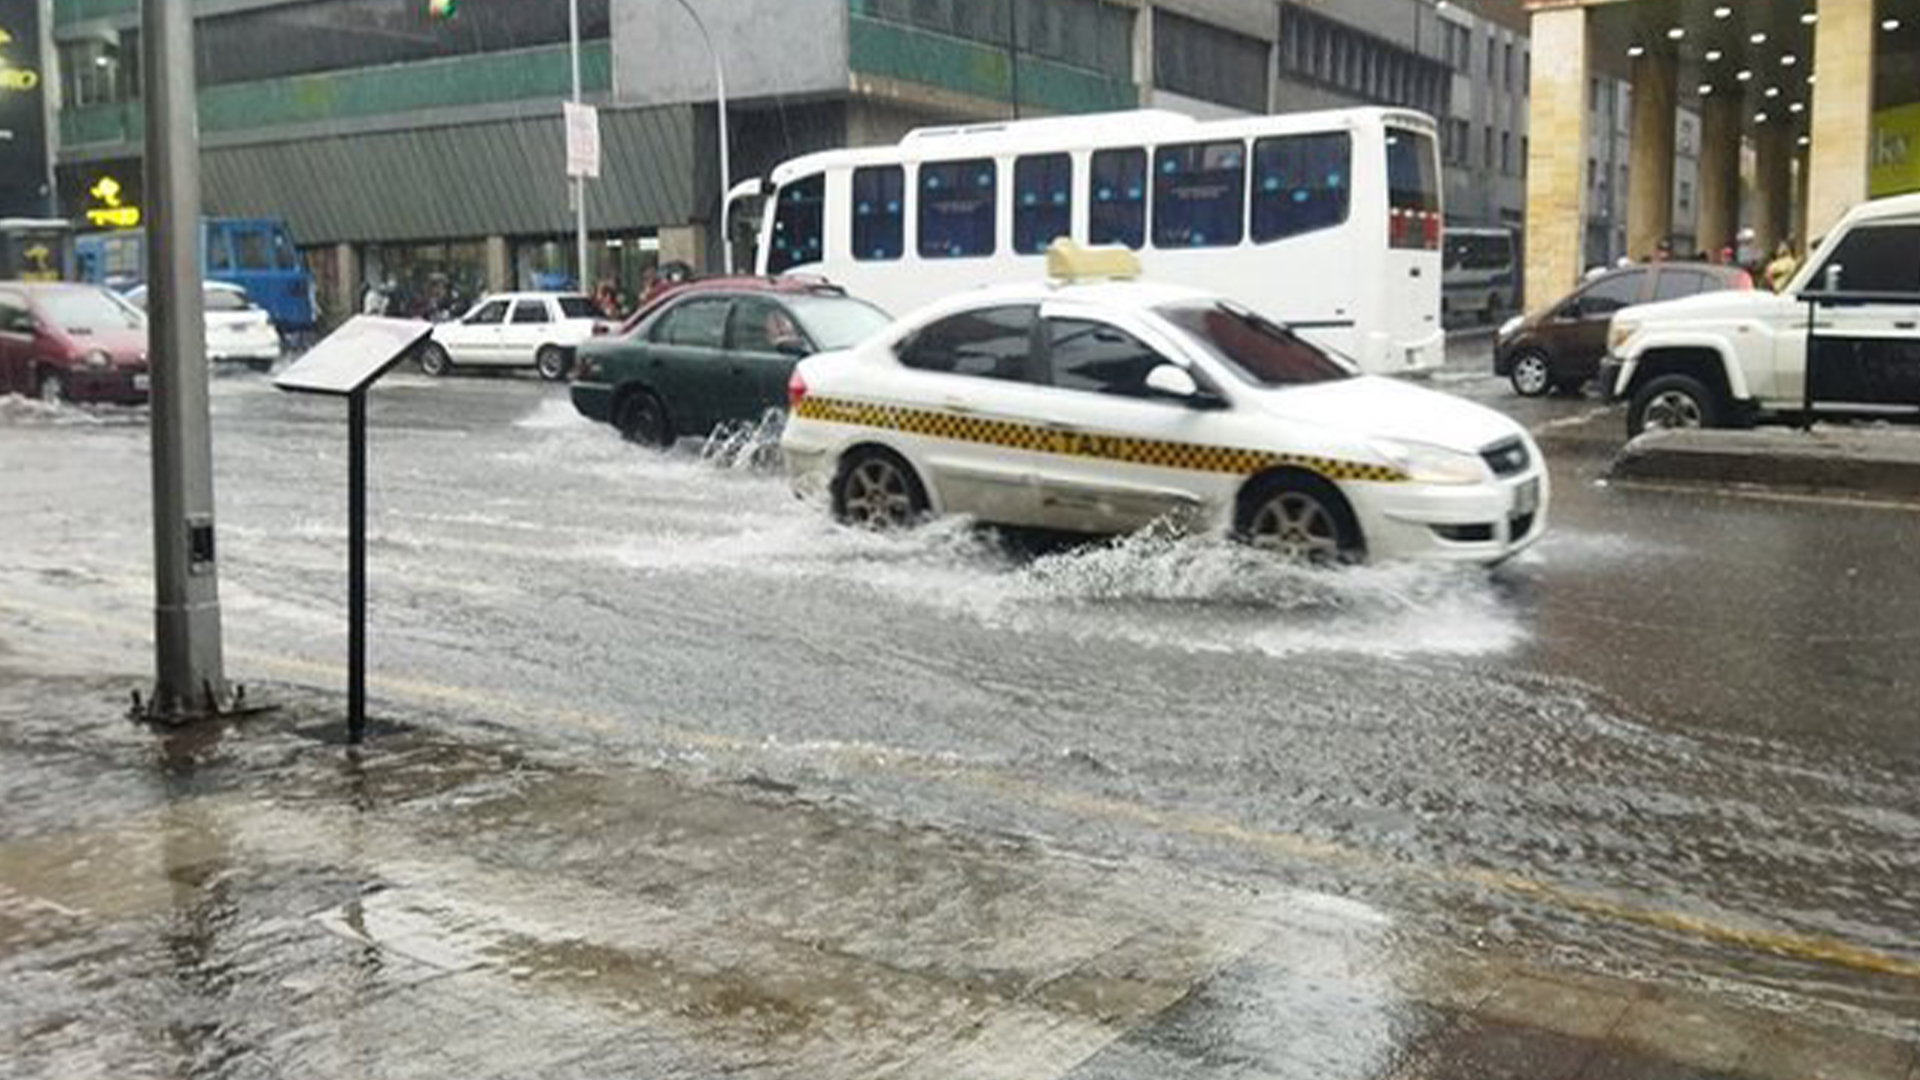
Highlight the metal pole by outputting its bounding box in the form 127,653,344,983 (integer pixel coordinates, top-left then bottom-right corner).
569,0,589,291
144,0,225,721
669,0,731,274
348,391,367,743
1007,0,1021,119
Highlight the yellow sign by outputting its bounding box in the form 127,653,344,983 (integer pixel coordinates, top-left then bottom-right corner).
0,23,38,91
85,176,142,229
1869,102,1920,199
21,243,57,282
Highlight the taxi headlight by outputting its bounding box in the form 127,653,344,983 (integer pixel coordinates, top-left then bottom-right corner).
1497,314,1524,339
1370,438,1486,485
1607,320,1638,353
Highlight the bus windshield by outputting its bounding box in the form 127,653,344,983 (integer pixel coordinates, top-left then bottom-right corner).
1158,302,1353,387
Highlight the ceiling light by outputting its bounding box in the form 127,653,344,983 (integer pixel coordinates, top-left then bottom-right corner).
1884,18,1902,31
1789,101,1805,113
1798,135,1811,147
1628,44,1647,57
1755,111,1768,123
1766,86,1781,97
1705,48,1724,61
1736,69,1753,81
1807,73,1817,84
1781,54,1797,66
1801,12,1817,25
1749,31,1767,44
1699,83,1715,95
1713,5,1732,18
1667,27,1686,41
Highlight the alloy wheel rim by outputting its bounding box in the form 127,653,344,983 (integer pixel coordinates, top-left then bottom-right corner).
1644,390,1703,430
538,350,564,379
1249,492,1341,560
844,459,915,528
1514,356,1549,395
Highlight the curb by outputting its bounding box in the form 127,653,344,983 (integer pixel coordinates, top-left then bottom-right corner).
1609,428,1920,499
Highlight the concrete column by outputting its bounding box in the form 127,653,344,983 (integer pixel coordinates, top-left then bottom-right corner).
1133,2,1155,105
1794,145,1812,253
485,235,511,293
1625,52,1677,260
1695,93,1742,257
658,224,708,273
1807,0,1873,243
1754,122,1794,257
332,243,359,328
1522,5,1589,307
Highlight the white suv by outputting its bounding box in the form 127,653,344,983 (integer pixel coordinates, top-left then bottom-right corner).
1604,193,1920,436
419,292,610,380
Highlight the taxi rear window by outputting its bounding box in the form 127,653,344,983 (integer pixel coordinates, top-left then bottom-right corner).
1158,303,1352,387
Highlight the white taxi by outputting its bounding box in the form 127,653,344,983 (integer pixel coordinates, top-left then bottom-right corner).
781,244,1547,564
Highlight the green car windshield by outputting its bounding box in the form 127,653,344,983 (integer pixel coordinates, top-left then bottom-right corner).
786,295,892,352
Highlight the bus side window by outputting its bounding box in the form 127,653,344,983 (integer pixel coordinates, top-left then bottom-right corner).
851,166,905,262
1089,148,1146,250
919,159,996,260
768,174,826,274
1013,153,1072,255
1153,140,1246,250
1250,132,1350,243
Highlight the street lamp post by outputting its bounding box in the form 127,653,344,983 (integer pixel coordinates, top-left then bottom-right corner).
570,0,730,274
569,0,589,289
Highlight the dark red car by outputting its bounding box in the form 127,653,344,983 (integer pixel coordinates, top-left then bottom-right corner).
0,281,150,404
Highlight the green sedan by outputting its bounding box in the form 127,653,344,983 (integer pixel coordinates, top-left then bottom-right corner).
570,280,891,447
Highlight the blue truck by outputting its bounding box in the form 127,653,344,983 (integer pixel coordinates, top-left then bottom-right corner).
76,218,318,336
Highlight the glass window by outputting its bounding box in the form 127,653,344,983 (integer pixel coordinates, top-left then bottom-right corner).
557,296,601,319
465,300,508,325
851,166,905,262
204,288,251,312
207,233,235,273
1152,140,1245,250
1089,148,1147,249
1814,224,1920,295
1046,319,1174,398
768,174,825,274
1014,154,1073,255
919,159,997,259
38,288,146,333
652,297,731,348
271,229,300,270
728,296,807,354
233,230,274,271
0,292,33,333
1250,132,1350,243
1653,269,1709,302
1387,127,1440,250
1158,302,1351,387
785,295,893,351
1577,271,1645,314
896,304,1039,382
511,300,551,324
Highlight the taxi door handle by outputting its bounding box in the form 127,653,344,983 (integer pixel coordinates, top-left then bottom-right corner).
943,398,976,414
1040,419,1078,432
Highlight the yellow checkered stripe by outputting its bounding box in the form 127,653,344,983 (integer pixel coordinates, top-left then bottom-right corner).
794,396,1408,483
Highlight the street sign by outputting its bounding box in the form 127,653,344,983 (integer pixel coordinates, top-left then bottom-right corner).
275,315,432,743
564,100,601,180
275,316,430,396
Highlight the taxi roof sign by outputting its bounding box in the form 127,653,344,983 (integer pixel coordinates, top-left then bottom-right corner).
1045,240,1140,284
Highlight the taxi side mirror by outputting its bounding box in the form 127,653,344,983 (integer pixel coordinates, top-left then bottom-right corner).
1144,363,1198,398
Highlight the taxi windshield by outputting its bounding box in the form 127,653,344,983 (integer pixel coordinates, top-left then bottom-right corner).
1157,302,1353,387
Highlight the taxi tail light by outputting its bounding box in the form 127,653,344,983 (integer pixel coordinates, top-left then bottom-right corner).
787,369,809,407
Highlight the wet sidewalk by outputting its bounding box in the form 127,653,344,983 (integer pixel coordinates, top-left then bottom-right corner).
2,671,1915,1080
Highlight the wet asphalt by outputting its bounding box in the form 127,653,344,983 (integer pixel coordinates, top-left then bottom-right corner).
1,332,1917,1036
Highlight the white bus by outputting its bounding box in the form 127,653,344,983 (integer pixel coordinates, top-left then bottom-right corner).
1441,226,1519,325
733,107,1443,376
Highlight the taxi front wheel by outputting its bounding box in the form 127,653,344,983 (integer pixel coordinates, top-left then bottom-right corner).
833,448,928,530
1236,474,1362,564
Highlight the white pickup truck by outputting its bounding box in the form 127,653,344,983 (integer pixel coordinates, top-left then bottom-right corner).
1602,193,1920,436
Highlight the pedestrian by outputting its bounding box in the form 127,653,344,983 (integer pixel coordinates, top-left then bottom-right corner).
1765,240,1799,293
360,280,386,316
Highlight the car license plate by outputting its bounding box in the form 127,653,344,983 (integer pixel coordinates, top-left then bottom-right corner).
1512,478,1540,515
133,374,150,392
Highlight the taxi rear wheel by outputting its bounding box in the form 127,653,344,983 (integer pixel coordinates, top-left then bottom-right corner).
1236,474,1362,564
833,448,928,530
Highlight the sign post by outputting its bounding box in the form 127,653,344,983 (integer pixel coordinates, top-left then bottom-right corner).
274,317,432,743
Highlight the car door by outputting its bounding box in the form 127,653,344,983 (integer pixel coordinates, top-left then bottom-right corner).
644,296,735,436
1555,269,1648,367
503,298,554,367
889,303,1052,526
443,299,507,364
725,295,810,423
1023,307,1226,533
0,289,34,394
1800,221,1920,413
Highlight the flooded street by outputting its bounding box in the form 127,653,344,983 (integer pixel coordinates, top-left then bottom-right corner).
3,349,1919,1076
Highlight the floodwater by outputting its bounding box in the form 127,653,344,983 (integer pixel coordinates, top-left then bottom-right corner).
2,368,1918,1042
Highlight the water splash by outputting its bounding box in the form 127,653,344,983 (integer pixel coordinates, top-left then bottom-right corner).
699,410,787,473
